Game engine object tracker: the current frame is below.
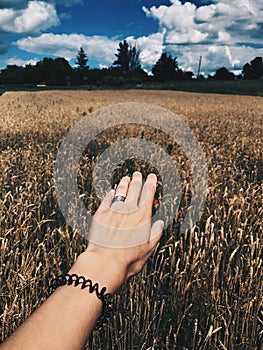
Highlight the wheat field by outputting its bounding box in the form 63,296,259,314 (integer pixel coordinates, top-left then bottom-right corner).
0,90,262,349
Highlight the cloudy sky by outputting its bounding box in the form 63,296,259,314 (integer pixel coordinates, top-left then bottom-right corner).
0,0,262,75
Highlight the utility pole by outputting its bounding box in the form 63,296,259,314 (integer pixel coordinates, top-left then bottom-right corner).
197,56,202,78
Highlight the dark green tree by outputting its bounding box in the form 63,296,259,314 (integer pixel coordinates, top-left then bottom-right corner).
213,67,235,81
36,57,72,85
152,53,179,82
129,44,141,72
242,57,263,79
0,65,23,84
75,47,89,71
51,57,72,85
71,47,89,85
21,64,41,84
113,40,141,75
242,63,253,80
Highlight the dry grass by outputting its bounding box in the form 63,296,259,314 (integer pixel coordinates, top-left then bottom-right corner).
0,90,262,349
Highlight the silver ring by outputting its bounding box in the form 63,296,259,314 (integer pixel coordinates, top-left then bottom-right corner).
112,195,126,204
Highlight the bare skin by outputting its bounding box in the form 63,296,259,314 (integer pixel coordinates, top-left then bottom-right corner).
0,172,163,350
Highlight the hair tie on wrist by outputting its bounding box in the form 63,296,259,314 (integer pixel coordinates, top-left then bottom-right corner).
48,273,112,331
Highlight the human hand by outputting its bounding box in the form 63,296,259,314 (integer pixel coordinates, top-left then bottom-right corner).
0,173,163,350
70,172,164,293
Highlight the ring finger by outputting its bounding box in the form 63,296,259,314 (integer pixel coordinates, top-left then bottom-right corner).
125,171,142,206
112,175,130,203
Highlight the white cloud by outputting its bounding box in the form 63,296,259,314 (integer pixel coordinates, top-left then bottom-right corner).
166,43,263,76
225,46,240,67
15,32,166,71
194,4,217,23
144,0,263,46
0,1,59,34
14,31,263,75
16,33,119,65
142,0,263,74
165,28,208,44
5,56,39,66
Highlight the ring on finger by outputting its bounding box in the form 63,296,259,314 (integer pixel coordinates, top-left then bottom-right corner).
112,195,126,204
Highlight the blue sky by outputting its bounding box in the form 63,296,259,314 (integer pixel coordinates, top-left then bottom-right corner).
0,0,262,75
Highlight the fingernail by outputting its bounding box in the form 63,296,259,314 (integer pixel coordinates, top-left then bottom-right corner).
148,173,157,180
133,171,141,176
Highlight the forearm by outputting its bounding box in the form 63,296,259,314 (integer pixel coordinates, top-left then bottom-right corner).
1,253,125,350
1,172,162,350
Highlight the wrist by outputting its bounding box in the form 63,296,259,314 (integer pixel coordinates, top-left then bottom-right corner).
69,252,127,294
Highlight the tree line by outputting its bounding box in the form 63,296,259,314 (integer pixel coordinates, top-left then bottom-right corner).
0,40,262,86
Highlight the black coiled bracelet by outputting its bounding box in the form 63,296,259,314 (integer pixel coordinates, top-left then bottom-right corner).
48,273,112,331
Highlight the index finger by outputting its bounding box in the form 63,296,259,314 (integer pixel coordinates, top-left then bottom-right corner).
138,173,157,211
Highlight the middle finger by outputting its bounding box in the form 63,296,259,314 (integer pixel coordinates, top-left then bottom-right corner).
125,171,142,205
